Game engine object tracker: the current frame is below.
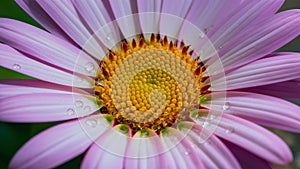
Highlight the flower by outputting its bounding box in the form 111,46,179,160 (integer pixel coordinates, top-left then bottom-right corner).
1,0,300,168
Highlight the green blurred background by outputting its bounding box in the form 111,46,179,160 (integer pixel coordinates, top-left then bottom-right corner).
0,0,299,169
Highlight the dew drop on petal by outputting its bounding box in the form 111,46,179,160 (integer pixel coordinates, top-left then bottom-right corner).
191,144,196,149
66,108,75,116
12,64,21,70
85,118,98,127
106,32,113,41
75,100,84,108
184,149,190,156
222,102,230,111
225,127,234,134
84,62,95,73
208,114,215,120
202,121,209,128
200,33,205,38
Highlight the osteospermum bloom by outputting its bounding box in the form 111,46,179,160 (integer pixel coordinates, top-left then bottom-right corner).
1,0,300,168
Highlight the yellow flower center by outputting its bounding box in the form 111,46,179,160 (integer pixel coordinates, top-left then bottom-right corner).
94,34,209,134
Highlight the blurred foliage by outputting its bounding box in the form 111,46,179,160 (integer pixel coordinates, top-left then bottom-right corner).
0,0,299,169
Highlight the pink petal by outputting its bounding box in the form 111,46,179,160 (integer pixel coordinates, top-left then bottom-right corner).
0,44,93,88
81,124,130,169
15,0,72,41
0,93,98,122
72,0,121,50
186,0,241,33
159,0,193,38
0,18,98,76
125,129,167,169
242,79,300,100
209,9,300,73
0,79,73,99
209,0,284,49
109,0,141,39
137,0,162,35
161,0,192,18
36,0,104,59
208,91,300,132
178,122,241,169
10,115,110,169
72,0,112,32
212,53,300,90
224,140,273,169
161,127,205,169
214,114,292,165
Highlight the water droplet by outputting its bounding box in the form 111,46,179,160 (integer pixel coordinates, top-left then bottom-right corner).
184,150,190,155
106,32,113,41
12,64,21,70
202,121,209,128
222,102,230,111
225,127,234,134
84,62,95,73
200,33,205,38
208,114,215,120
85,118,98,127
66,108,75,116
191,144,196,149
84,106,91,112
75,100,83,108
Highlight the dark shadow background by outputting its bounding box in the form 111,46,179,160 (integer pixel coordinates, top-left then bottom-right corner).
0,1,299,169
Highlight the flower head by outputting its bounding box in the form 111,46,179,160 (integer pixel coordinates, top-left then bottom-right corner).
1,0,300,169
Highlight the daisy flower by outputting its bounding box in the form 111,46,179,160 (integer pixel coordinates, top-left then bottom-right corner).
1,0,300,168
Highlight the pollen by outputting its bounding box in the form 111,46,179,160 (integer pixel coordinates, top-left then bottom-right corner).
94,34,209,134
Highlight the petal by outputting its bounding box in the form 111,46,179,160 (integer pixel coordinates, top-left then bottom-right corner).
72,0,121,49
214,114,292,164
242,79,300,100
161,0,192,18
224,140,273,169
209,0,284,49
137,0,162,35
0,18,98,76
81,124,130,169
36,0,104,59
10,115,111,169
0,79,73,99
159,0,193,38
178,122,241,169
109,0,141,39
206,91,300,132
209,9,300,73
72,0,112,33
212,53,300,90
0,93,99,122
186,0,241,33
125,129,167,169
0,44,94,88
15,0,72,41
161,127,205,169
